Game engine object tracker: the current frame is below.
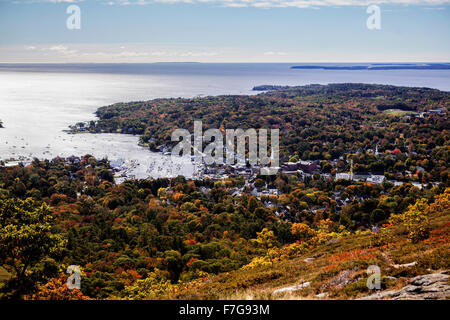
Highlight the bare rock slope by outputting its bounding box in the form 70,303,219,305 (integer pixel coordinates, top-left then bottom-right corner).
358,271,449,300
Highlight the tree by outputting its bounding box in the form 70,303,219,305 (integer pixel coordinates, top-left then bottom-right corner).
390,198,429,243
291,223,316,242
253,228,278,251
24,273,93,300
0,198,66,299
123,269,173,300
370,208,386,224
250,228,280,268
247,196,259,213
400,188,450,243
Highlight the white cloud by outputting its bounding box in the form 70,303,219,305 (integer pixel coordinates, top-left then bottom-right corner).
264,51,287,55
10,0,450,7
48,0,82,2
12,0,84,3
104,0,152,5
103,0,450,8
9,44,220,62
48,45,68,51
178,51,218,57
3,43,450,62
150,51,167,56
42,45,79,56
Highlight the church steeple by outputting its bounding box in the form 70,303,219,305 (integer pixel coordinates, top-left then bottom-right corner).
350,159,353,181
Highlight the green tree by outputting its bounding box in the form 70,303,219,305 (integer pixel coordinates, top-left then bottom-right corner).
253,228,278,251
401,199,431,243
0,198,65,299
251,228,280,267
390,198,430,243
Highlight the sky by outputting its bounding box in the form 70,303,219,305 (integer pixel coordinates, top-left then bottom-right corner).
0,0,449,63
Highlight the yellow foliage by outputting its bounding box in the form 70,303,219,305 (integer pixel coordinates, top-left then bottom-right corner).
386,189,449,243
291,223,316,241
123,269,209,300
242,256,272,270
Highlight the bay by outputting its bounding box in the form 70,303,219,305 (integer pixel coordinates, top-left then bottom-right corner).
1,63,449,179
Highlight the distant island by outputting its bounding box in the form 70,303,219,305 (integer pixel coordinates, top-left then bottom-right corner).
291,63,450,71
252,85,292,91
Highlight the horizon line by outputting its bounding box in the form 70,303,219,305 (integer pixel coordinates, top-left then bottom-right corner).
1,61,450,64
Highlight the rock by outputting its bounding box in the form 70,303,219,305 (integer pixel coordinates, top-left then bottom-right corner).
321,269,357,290
327,239,340,245
383,276,397,281
393,261,417,269
316,293,327,298
409,272,448,286
357,271,449,300
273,282,311,295
303,258,315,263
357,290,401,300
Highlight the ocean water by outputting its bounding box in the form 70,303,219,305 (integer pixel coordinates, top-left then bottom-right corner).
0,63,449,179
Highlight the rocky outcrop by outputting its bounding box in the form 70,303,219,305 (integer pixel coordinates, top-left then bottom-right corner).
358,271,449,300
321,269,357,291
392,261,417,269
272,281,310,295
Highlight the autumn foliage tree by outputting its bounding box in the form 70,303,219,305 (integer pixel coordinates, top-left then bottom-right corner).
0,198,66,299
291,223,316,242
389,188,450,243
24,273,93,300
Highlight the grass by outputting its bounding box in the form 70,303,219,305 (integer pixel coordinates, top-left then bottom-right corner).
383,109,419,116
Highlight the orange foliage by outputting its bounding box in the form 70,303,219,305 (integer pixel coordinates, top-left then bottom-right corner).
424,222,450,246
25,274,93,300
327,248,377,265
120,269,142,286
186,257,199,268
173,192,184,202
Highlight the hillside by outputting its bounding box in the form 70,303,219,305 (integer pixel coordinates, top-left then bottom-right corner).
119,193,450,300
184,217,449,300
0,84,449,300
